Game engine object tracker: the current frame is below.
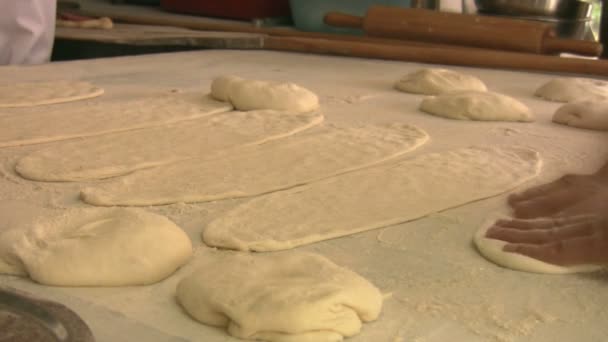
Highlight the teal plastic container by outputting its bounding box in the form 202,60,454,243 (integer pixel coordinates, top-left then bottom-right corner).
289,0,412,34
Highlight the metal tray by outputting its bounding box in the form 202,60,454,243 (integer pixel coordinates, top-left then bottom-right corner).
0,287,95,342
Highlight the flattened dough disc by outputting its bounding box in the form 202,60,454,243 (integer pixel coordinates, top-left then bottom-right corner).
0,94,232,147
16,110,323,182
474,220,603,274
0,81,103,108
203,147,542,251
81,123,428,206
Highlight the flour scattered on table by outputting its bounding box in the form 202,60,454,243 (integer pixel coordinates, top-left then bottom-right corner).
0,94,232,147
535,78,608,102
210,75,319,112
16,110,323,181
395,68,487,95
0,202,192,286
203,146,542,252
177,251,383,342
552,100,608,131
474,219,602,274
420,90,534,122
0,80,104,108
81,123,428,206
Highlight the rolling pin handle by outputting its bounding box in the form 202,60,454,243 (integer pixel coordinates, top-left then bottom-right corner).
324,12,364,29
543,37,603,57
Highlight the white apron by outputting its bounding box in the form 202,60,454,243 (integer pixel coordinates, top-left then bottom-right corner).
0,0,56,65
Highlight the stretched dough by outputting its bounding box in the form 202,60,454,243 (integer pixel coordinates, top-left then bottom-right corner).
535,78,608,103
81,124,428,206
16,110,323,181
0,80,103,108
473,220,602,274
203,147,542,252
420,91,533,122
176,251,383,342
552,100,608,131
210,76,319,113
0,202,192,286
395,68,487,95
0,94,232,147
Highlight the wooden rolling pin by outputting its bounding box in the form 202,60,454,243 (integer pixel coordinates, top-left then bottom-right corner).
324,6,602,57
263,36,608,77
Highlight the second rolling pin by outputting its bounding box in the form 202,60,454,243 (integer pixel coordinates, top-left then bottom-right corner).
324,6,602,57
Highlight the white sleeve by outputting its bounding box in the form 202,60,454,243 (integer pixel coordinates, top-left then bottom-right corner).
0,0,57,65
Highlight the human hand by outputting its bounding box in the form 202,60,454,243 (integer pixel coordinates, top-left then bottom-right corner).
486,215,608,266
508,169,608,218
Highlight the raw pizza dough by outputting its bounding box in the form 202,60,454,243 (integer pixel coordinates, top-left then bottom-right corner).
420,90,534,122
210,75,319,113
535,78,608,102
0,80,104,108
0,94,232,147
203,147,542,251
395,68,487,95
16,110,323,181
473,219,603,274
81,124,428,206
176,251,383,342
0,202,192,286
552,100,608,131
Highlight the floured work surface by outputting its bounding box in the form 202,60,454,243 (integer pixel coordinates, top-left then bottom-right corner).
1,51,607,342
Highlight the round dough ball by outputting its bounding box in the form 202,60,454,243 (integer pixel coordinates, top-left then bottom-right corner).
553,100,608,131
535,78,608,103
209,76,320,113
474,220,602,274
229,79,319,113
419,90,533,122
395,68,487,95
0,207,192,286
210,75,243,102
177,252,383,341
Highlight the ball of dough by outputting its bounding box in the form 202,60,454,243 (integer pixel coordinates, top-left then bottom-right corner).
0,206,192,286
177,252,383,342
535,78,608,103
552,100,608,131
209,76,320,113
395,68,487,95
474,220,602,274
419,90,534,122
210,75,243,102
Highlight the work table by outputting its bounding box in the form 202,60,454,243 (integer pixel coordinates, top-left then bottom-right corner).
1,50,607,341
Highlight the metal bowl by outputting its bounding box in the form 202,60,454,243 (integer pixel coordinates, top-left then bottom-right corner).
474,0,592,20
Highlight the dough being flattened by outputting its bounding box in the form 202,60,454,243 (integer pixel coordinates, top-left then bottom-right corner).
552,100,608,131
81,123,428,206
0,94,232,148
0,202,192,286
16,110,323,182
395,68,487,95
474,220,602,274
420,91,533,122
210,75,319,113
203,147,542,252
176,251,383,342
535,78,608,103
0,80,103,108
